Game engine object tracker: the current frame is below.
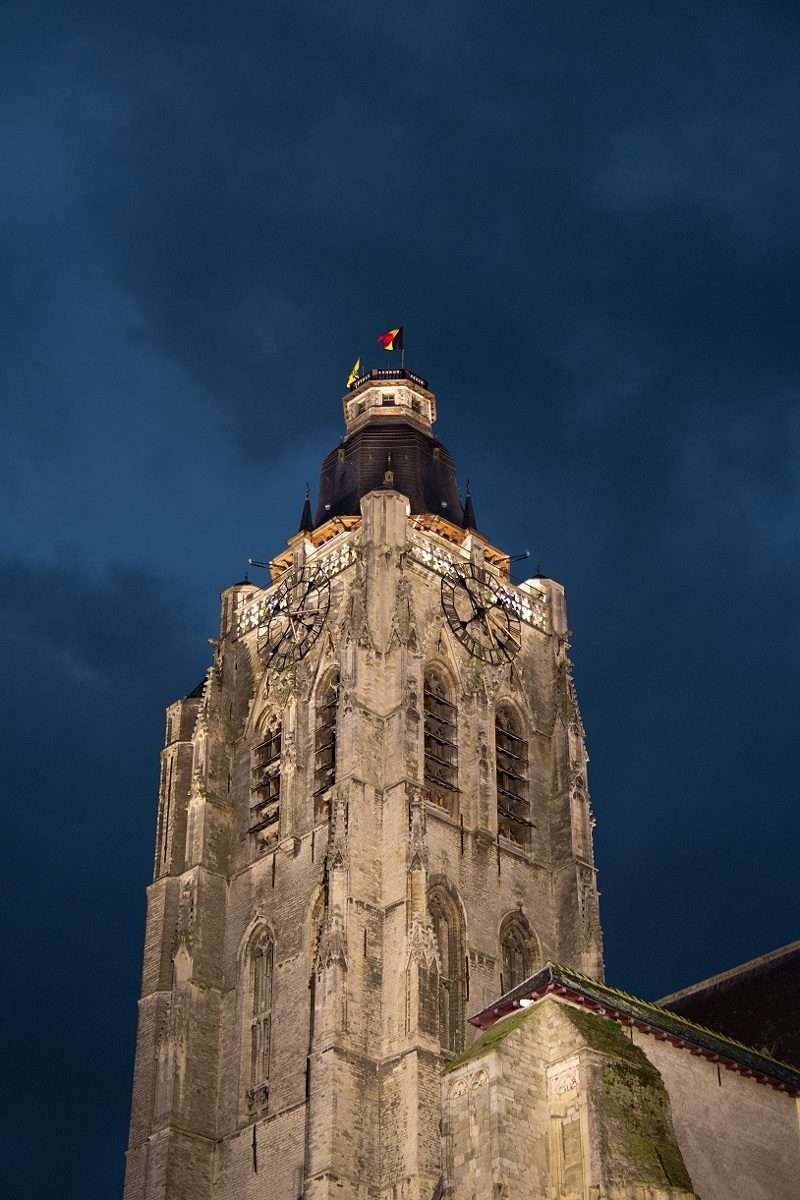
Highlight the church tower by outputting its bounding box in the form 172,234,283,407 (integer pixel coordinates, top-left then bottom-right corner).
124,366,603,1200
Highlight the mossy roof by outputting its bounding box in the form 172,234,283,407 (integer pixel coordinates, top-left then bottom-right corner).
468,962,800,1094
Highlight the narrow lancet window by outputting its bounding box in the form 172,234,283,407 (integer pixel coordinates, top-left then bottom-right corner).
246,929,273,1108
495,705,531,848
314,671,339,810
428,884,465,1053
500,914,535,993
249,718,281,853
423,668,458,812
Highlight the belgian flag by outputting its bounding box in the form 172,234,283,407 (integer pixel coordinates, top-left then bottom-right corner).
377,325,404,351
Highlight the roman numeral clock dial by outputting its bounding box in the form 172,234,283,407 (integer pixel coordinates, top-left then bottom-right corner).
441,563,521,665
256,566,331,670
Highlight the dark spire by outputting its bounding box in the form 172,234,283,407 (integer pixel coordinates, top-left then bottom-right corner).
299,483,313,533
462,479,479,532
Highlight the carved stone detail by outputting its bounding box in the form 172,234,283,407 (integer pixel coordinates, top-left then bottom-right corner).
264,663,299,711
448,1068,488,1099
315,903,348,971
390,572,418,649
556,636,585,738
577,864,602,952
407,786,428,871
460,657,506,703
342,559,372,649
460,657,485,699
327,791,349,872
407,918,441,970
246,1083,269,1113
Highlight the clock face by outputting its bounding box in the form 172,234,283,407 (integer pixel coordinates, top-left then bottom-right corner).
441,563,521,665
257,566,331,670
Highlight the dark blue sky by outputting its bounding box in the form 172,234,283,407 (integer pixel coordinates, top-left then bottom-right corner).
2,3,799,1196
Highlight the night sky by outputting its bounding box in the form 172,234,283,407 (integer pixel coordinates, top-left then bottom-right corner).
3,3,799,1196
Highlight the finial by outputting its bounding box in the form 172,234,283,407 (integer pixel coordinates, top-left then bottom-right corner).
299,483,314,533
462,480,478,532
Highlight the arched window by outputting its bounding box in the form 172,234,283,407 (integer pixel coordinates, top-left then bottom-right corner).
247,928,274,1105
495,705,531,848
424,667,458,813
314,671,339,810
249,717,281,853
500,914,536,994
428,883,465,1053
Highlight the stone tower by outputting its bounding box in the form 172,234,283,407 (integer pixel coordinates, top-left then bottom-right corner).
123,367,603,1200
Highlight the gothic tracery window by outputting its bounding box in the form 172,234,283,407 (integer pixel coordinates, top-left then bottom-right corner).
247,928,274,1104
495,704,531,848
428,883,465,1053
500,914,536,994
249,717,281,852
314,671,339,811
424,667,458,813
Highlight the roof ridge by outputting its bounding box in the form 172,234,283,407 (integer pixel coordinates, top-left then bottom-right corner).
657,940,800,1004
470,962,800,1090
547,963,800,1076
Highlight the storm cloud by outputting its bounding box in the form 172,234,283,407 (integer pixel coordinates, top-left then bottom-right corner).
2,2,799,1195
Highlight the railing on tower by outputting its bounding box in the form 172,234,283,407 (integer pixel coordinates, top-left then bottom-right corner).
348,367,429,391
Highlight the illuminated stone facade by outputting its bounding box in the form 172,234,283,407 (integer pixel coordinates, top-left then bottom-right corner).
123,371,603,1199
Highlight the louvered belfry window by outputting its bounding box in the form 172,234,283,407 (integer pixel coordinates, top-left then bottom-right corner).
423,668,458,811
314,672,339,808
249,720,281,849
495,706,531,848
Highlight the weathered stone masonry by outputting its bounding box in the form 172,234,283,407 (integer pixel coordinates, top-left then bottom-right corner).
124,370,603,1200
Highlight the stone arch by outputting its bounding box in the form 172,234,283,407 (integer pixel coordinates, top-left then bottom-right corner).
249,711,282,855
423,663,459,813
238,921,275,1111
498,911,540,994
427,877,467,1053
495,700,531,849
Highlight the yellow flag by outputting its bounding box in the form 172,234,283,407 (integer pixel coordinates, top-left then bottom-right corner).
346,357,361,387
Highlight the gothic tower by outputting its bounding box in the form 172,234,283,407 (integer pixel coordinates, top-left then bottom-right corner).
124,366,603,1200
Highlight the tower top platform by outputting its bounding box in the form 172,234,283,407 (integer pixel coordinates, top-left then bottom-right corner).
342,367,435,434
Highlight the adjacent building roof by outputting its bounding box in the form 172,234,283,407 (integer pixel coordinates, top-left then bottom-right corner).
658,941,800,1070
469,962,800,1096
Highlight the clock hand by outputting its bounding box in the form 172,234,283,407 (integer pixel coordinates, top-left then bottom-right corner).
486,609,520,647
